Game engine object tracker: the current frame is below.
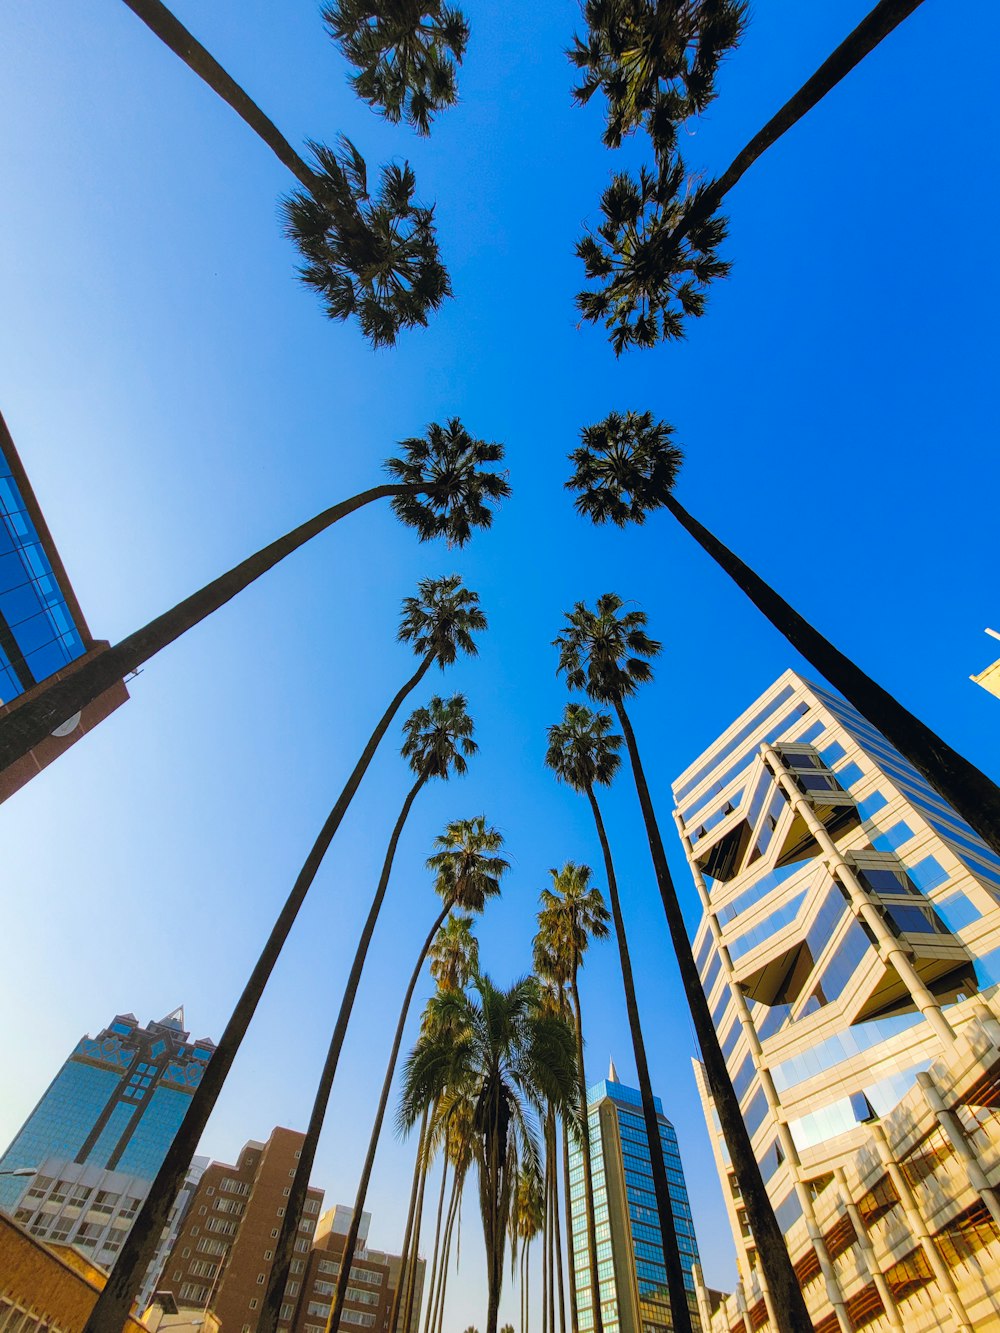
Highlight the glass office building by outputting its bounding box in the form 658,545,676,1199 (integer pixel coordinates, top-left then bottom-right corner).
0,1009,215,1215
675,670,1000,1333
569,1070,701,1333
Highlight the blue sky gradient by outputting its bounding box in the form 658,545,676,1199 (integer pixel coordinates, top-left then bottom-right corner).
1,0,998,1324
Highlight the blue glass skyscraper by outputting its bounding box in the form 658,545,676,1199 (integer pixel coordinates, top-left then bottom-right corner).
570,1065,701,1333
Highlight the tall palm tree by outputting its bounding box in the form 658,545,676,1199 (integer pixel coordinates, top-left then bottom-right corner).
545,705,695,1333
554,596,811,1333
82,575,485,1333
532,867,609,1333
261,698,478,1333
574,0,927,348
327,819,509,1333
400,975,578,1333
510,1167,545,1333
429,911,480,993
117,0,449,342
323,0,470,135
0,422,507,778
566,412,1000,859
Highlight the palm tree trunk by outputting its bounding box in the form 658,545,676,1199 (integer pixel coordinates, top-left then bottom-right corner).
402,1128,430,1333
541,1146,549,1333
561,1120,579,1333
328,903,451,1333
678,0,926,238
550,1108,566,1333
120,0,320,193
546,1125,556,1333
613,700,811,1333
585,786,692,1333
567,977,604,1333
82,658,431,1333
421,1153,449,1333
261,775,426,1333
521,1243,528,1333
663,491,1000,858
0,479,415,776
391,1108,429,1333
433,1168,461,1333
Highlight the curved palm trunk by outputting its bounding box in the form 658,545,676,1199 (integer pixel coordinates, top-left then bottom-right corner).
120,0,320,193
679,0,926,238
391,1108,429,1333
261,775,426,1333
0,480,414,776
550,1108,566,1333
613,700,811,1333
561,1120,579,1333
585,787,692,1333
327,902,452,1333
664,493,1000,859
421,1154,450,1333
567,976,604,1333
82,658,431,1333
402,1131,431,1333
432,1167,462,1333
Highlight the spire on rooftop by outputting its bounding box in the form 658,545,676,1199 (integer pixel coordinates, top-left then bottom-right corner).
608,1056,619,1083
159,1006,185,1030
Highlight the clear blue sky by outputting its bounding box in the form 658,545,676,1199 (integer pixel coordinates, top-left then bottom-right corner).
1,0,998,1324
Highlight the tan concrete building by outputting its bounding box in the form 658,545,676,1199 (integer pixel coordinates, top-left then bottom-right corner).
971,630,1000,701
673,671,1000,1333
157,1127,324,1333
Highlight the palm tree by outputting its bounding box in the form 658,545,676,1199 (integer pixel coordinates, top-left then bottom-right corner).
532,867,608,1333
574,0,927,348
323,0,470,135
429,911,480,993
82,575,485,1333
545,706,695,1333
532,983,568,1333
554,596,811,1333
117,0,449,342
327,820,509,1333
261,698,478,1333
510,1168,544,1333
400,975,578,1333
424,1093,476,1333
0,423,507,778
566,412,1000,859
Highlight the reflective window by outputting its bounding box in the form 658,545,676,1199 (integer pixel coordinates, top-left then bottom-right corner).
728,892,808,962
770,1011,924,1092
700,950,722,997
817,921,874,1002
732,1053,755,1102
906,856,948,892
676,687,794,804
835,761,864,787
855,866,918,897
679,702,810,824
819,742,846,766
743,1088,768,1139
871,822,915,853
757,1138,784,1182
856,792,888,820
774,1189,803,1235
884,904,949,937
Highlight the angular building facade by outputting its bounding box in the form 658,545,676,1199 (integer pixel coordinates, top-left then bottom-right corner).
672,670,1000,1333
569,1069,701,1333
0,409,128,801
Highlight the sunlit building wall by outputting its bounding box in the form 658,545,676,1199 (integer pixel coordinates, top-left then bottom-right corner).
672,670,1000,1333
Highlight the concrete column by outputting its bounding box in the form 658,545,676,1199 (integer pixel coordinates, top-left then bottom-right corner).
692,1263,714,1332
916,1071,1000,1230
833,1167,903,1329
869,1123,973,1333
761,747,957,1048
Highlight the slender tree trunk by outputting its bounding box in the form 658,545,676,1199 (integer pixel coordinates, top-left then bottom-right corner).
561,1120,579,1333
522,1243,528,1333
613,701,811,1333
420,1153,449,1333
568,977,604,1333
678,0,926,238
541,1142,549,1333
586,787,692,1333
261,775,427,1333
83,658,431,1333
433,1169,461,1333
663,492,1000,859
402,1126,430,1333
326,904,451,1333
550,1108,566,1333
0,479,415,776
546,1119,556,1333
391,1108,429,1333
119,0,321,193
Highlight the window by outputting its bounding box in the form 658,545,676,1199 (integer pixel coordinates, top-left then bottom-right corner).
935,894,981,932
907,856,949,892
294,1238,310,1253
885,905,949,937
249,1300,258,1311
271,1228,280,1238
257,1274,266,1285
289,1169,297,1178
835,762,863,787
180,1283,209,1303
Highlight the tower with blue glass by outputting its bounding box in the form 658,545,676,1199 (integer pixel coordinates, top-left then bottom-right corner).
570,1063,701,1333
0,1009,215,1215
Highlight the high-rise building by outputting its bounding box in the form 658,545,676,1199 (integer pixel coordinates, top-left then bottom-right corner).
0,1009,214,1219
673,669,1000,1333
0,409,128,801
157,1127,324,1333
569,1063,702,1333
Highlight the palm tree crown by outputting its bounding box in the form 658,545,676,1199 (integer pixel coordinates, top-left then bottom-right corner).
401,695,477,780
570,0,748,158
534,864,611,987
567,410,683,526
324,0,470,135
427,816,510,912
399,574,487,667
429,911,480,993
554,593,660,705
283,137,450,347
386,420,511,546
546,703,623,793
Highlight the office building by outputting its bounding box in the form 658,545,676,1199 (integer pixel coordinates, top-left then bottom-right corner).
0,409,128,800
157,1127,324,1332
674,670,1000,1333
971,629,1000,701
569,1063,702,1333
